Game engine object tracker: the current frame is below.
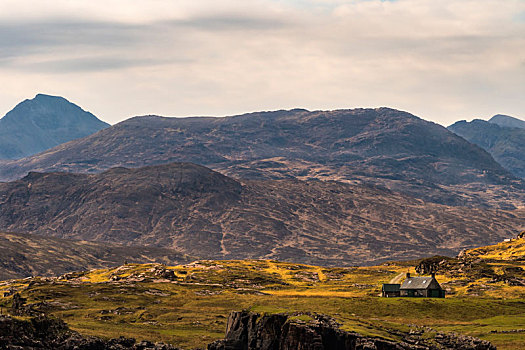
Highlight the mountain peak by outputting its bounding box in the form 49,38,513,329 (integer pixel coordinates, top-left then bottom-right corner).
30,93,69,104
3,93,94,122
0,94,109,159
488,114,525,129
34,93,64,99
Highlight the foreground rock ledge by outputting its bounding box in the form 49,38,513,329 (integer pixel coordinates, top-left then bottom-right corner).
0,315,180,350
0,312,495,350
208,311,496,350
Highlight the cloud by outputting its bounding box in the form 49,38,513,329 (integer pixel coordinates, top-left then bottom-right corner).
0,0,523,125
0,11,287,66
169,14,287,31
0,21,140,52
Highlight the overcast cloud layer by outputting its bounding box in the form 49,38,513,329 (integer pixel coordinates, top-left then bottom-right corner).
0,0,523,125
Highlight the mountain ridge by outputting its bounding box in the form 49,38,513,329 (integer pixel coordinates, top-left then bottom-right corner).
0,107,521,209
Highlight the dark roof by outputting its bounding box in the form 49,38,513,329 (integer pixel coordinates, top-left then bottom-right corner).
382,284,400,292
400,276,439,290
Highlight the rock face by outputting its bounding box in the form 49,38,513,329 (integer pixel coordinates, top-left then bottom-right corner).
0,107,521,208
208,311,399,350
0,93,109,159
0,312,496,350
449,118,525,179
0,314,180,349
0,162,523,267
208,311,496,350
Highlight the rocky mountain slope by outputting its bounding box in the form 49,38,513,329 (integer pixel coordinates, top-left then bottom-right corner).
0,94,109,159
449,117,525,179
0,108,521,208
0,162,523,266
0,231,190,280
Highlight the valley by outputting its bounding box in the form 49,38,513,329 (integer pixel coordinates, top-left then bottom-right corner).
0,96,523,349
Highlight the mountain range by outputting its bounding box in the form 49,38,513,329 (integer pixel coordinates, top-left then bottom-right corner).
449,114,525,179
0,162,522,267
0,95,523,275
0,94,109,159
0,107,522,209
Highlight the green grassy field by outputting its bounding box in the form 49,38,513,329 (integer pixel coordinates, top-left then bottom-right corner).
1,239,525,349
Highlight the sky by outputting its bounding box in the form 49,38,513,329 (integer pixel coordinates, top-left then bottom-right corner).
0,0,523,126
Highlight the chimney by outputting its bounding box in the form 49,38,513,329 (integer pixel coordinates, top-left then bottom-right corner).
406,272,411,278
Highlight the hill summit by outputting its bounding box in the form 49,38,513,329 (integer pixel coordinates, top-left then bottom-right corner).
488,114,525,129
0,94,109,159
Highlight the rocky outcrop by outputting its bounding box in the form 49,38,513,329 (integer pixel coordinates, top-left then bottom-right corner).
208,311,496,350
207,312,395,350
414,256,454,275
0,314,180,349
0,311,496,350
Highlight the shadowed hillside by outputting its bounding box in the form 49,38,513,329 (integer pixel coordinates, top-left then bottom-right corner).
0,162,523,266
449,118,525,179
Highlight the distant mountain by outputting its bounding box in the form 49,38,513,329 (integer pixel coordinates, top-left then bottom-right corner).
489,114,525,129
0,108,521,208
449,118,525,179
0,231,191,280
0,162,522,267
0,94,109,159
